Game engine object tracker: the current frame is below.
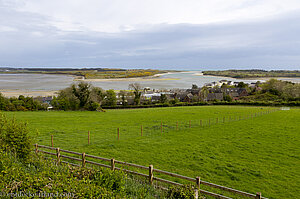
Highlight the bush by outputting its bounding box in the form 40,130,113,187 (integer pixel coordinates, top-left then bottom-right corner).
0,113,32,159
93,168,126,193
167,184,195,199
0,152,122,198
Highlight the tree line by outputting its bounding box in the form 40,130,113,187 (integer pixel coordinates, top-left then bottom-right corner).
51,82,117,111
0,79,299,111
0,94,47,111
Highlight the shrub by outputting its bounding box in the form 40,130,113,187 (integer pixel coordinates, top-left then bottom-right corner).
0,113,32,159
93,168,126,193
167,184,195,199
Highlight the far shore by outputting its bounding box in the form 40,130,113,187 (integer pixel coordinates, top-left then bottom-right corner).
75,72,179,82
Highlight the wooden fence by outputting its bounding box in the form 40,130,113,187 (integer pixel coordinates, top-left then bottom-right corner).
35,144,267,199
49,109,278,145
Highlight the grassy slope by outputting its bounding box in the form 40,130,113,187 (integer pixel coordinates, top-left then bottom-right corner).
4,106,300,199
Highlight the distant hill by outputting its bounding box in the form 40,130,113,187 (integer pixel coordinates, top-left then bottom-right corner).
202,69,300,78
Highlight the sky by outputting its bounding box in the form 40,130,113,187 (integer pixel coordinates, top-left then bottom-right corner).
0,0,300,70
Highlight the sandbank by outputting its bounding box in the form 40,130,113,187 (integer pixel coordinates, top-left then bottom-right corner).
0,90,58,97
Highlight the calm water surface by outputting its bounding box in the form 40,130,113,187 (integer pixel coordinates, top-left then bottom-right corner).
0,72,299,91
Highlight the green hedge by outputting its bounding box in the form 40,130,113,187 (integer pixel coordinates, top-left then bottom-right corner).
102,100,299,109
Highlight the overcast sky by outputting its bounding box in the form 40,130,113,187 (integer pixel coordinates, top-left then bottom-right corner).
1,0,300,70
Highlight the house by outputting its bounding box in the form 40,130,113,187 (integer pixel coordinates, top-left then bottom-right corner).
227,81,234,86
206,93,224,101
204,83,213,88
209,88,222,93
221,88,248,100
117,96,135,105
34,96,53,105
205,87,248,101
43,96,53,104
186,88,201,96
238,88,248,97
127,98,135,105
219,80,228,84
249,82,257,88
183,93,194,102
229,92,239,100
255,87,262,92
174,92,191,102
233,82,240,86
151,95,161,102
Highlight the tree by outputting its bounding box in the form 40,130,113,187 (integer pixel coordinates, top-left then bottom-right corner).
160,94,168,103
199,86,209,101
237,82,247,88
119,90,127,106
129,83,142,105
221,83,228,88
90,87,106,105
104,89,117,106
72,82,91,108
0,93,8,110
55,87,79,110
192,84,198,89
223,94,232,102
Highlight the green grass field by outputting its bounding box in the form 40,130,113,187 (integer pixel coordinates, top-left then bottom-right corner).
4,106,300,199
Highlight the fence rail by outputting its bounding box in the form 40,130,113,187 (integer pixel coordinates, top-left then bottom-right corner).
35,144,267,199
47,109,279,145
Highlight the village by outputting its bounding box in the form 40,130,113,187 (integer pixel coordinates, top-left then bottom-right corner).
138,80,258,104
35,80,260,107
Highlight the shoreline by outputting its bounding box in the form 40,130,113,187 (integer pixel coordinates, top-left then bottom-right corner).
76,72,179,82
194,73,300,82
0,72,299,97
0,90,59,98
79,78,180,82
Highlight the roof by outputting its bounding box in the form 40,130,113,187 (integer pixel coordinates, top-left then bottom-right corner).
186,93,193,99
176,93,188,100
207,93,223,101
230,92,239,97
151,96,161,101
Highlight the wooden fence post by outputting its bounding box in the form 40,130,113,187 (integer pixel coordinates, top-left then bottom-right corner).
141,125,143,136
195,176,200,199
149,165,153,185
56,148,60,164
255,192,261,199
111,158,115,171
216,118,218,124
51,135,53,147
88,131,90,144
117,128,120,140
35,143,38,154
189,120,191,128
82,152,86,167
161,122,163,133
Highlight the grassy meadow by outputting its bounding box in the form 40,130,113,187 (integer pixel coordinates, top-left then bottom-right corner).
4,106,300,199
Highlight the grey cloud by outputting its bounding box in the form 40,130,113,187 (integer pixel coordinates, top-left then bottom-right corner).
0,5,300,70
